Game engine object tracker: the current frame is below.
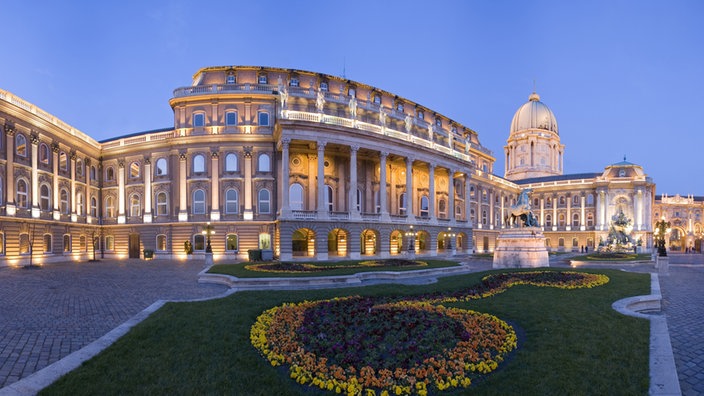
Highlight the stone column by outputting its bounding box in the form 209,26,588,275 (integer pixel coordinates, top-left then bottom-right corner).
447,169,454,221
476,186,482,229
70,152,77,222
540,197,545,228
465,175,471,225
5,125,15,215
581,195,586,231
428,163,436,220
30,134,40,218
178,152,188,221
349,145,360,219
143,158,153,223
85,159,92,223
210,151,220,221
243,147,253,220
596,190,602,230
488,189,494,230
500,193,505,228
566,194,572,231
636,188,643,230
117,161,126,224
379,151,389,220
52,144,60,220
405,157,414,219
279,138,291,217
316,141,328,218
552,194,557,231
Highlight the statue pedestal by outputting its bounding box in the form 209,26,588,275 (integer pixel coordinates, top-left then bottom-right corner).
493,227,549,269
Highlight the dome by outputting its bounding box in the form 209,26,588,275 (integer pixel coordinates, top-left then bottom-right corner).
510,92,558,135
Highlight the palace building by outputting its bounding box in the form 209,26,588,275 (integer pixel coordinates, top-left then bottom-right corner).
0,66,668,266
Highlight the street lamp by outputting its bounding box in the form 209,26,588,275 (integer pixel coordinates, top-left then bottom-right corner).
655,217,671,257
202,222,215,253
446,227,454,250
405,225,416,253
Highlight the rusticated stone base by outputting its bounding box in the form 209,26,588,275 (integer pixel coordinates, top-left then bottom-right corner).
493,227,549,268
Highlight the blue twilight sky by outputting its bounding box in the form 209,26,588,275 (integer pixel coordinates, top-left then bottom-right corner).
1,1,702,195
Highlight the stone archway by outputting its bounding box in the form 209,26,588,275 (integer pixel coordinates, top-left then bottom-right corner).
292,228,315,257
327,228,349,258
360,229,379,256
389,229,404,255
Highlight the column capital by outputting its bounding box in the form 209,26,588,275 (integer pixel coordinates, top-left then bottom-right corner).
52,143,60,153
4,123,15,136
118,161,125,168
280,137,291,148
211,151,219,158
70,151,77,161
144,157,151,165
179,152,187,161
380,151,389,158
243,146,253,158
405,156,414,165
30,133,40,145
317,140,327,151
350,145,360,153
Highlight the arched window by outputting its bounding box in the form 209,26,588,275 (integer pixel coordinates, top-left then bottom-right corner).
193,154,205,173
226,234,239,251
90,166,97,181
482,210,488,225
325,185,333,211
129,162,140,178
225,189,239,214
258,189,271,214
76,159,84,177
156,234,167,251
40,184,51,211
225,153,238,172
559,196,566,206
290,184,304,210
587,194,594,205
156,192,168,216
155,158,168,176
573,238,579,248
76,192,84,216
226,74,236,84
225,111,238,126
438,199,447,218
15,134,27,157
356,189,363,212
193,112,205,127
546,197,552,207
545,214,553,227
130,194,141,217
470,209,476,223
258,154,271,172
19,234,29,255
399,193,407,215
587,213,594,227
193,234,205,251
320,82,329,92
258,111,269,126
59,152,68,171
558,213,565,226
572,213,580,227
90,197,98,217
106,166,115,181
192,189,206,214
39,143,50,164
105,196,115,217
420,195,429,217
59,189,69,214
43,234,52,253
63,234,71,252
573,195,580,205
15,179,29,208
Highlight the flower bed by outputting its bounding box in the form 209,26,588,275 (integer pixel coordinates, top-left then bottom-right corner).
245,259,427,274
250,271,609,395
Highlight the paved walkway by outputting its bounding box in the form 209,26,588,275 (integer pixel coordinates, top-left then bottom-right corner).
0,259,228,389
0,254,702,394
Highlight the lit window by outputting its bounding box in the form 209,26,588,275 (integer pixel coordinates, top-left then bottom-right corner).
0,233,4,255
63,234,71,252
40,143,49,164
258,112,269,126
225,153,238,172
290,184,304,210
420,196,429,217
105,196,115,217
258,189,270,214
193,113,205,127
76,159,84,176
156,234,167,251
16,179,28,208
105,235,115,250
193,154,205,173
130,194,141,217
40,184,51,211
130,162,140,178
60,152,68,171
258,154,270,172
156,192,168,215
225,111,238,126
438,199,446,218
289,77,299,87
106,166,115,181
194,234,205,251
572,213,580,227
193,189,206,214
19,234,29,255
258,74,268,84
43,234,52,253
320,82,328,92
225,189,239,214
325,185,334,211
226,234,239,251
156,158,168,176
226,74,236,84
15,134,27,157
90,197,98,217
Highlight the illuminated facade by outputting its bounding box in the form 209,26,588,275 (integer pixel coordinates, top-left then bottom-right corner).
0,66,663,266
653,194,704,252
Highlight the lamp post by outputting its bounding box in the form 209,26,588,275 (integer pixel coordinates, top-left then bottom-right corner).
405,225,416,256
655,217,671,257
202,222,215,266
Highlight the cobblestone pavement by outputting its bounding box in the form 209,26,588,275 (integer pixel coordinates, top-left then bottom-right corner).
660,254,704,396
0,259,228,389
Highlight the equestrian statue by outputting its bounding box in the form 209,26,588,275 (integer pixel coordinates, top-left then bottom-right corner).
506,188,539,227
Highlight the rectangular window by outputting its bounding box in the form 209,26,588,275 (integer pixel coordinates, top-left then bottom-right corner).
226,234,239,251
258,75,268,84
193,113,205,127
225,111,238,126
258,112,269,126
259,233,271,249
194,235,205,251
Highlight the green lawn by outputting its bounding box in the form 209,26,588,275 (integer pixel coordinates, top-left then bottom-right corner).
41,268,650,396
208,259,460,278
572,253,652,262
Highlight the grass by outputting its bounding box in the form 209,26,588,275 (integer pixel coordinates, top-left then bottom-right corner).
208,259,460,278
41,268,650,396
573,253,652,262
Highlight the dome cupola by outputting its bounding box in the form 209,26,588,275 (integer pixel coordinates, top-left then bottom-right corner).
510,92,558,135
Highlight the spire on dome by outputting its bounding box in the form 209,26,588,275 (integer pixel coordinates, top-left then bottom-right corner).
529,91,541,101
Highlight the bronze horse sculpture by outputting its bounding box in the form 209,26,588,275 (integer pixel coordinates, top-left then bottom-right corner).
507,188,539,227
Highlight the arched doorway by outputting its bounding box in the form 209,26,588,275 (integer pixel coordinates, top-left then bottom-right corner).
416,231,429,254
389,230,404,255
327,228,349,257
360,229,379,256
669,228,684,252
128,233,140,258
292,228,315,257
